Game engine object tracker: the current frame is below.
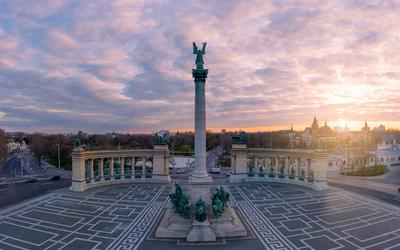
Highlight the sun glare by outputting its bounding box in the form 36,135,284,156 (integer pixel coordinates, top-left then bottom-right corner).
339,119,347,128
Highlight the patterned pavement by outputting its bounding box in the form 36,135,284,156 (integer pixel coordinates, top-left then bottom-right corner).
0,183,400,250
228,183,400,250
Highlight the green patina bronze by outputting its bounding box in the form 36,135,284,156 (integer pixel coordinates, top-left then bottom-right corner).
192,42,208,83
212,186,230,218
232,131,247,144
194,198,206,222
193,42,207,70
74,138,81,149
269,166,275,177
289,167,295,179
153,132,169,145
169,184,190,218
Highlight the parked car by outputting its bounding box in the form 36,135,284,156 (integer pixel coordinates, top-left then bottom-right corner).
176,168,185,174
209,167,221,174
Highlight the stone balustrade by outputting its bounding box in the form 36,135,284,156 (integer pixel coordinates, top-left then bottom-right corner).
70,145,170,192
229,144,329,190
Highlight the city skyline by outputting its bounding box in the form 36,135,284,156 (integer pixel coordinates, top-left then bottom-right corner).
1,1,400,133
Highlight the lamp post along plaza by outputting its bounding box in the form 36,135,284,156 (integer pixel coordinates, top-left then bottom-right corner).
189,42,213,203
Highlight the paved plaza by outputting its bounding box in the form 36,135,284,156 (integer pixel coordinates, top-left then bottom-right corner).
0,183,400,250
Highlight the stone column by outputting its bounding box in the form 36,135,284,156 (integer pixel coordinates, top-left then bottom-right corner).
142,156,146,176
70,148,86,192
190,67,212,185
285,157,290,177
275,156,280,176
306,158,311,180
110,158,114,180
89,159,94,183
264,157,268,172
131,157,135,177
99,158,104,180
254,156,258,175
296,157,301,180
120,157,125,179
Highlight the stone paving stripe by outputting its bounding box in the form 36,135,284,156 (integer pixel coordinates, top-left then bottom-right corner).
345,218,400,241
0,242,22,250
0,222,55,245
318,207,376,224
61,239,98,250
90,221,120,233
48,200,100,212
304,235,341,249
22,210,81,226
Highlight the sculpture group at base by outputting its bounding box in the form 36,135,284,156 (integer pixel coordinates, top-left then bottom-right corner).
169,184,231,222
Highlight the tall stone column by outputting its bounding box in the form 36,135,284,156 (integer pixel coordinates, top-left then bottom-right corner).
190,70,212,182
189,42,212,205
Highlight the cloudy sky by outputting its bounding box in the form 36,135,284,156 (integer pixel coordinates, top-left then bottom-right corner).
0,0,399,133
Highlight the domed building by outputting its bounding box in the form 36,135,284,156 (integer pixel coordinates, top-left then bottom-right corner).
301,117,336,149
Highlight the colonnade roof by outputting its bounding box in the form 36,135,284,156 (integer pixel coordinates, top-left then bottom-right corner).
72,148,169,160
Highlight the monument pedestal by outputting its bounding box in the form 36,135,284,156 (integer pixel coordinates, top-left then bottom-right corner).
187,219,216,242
188,176,213,205
155,206,247,240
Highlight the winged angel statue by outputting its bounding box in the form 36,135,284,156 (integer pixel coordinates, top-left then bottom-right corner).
193,42,207,69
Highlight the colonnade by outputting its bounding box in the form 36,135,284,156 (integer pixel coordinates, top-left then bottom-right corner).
230,144,329,190
86,156,151,181
70,145,170,192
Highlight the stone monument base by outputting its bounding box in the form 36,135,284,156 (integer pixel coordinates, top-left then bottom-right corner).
188,176,213,204
187,219,216,242
155,207,247,241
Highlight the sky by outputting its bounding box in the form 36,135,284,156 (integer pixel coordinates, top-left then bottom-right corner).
0,0,400,133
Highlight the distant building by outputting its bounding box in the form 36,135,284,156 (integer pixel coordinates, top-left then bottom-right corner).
327,152,346,176
373,124,386,132
369,134,400,167
301,117,336,149
7,139,28,152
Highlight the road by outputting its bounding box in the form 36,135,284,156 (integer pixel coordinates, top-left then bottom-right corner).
0,150,72,208
0,178,71,209
0,153,23,177
170,145,228,179
329,167,400,206
0,150,70,179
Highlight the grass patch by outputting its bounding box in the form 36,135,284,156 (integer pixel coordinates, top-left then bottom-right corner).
47,159,72,170
171,151,194,156
344,166,387,177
